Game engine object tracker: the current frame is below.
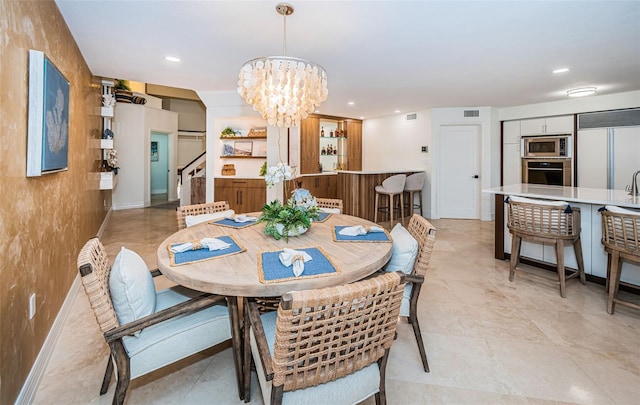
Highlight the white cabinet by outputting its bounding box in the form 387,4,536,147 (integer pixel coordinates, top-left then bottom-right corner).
521,115,573,135
577,128,607,188
502,121,522,185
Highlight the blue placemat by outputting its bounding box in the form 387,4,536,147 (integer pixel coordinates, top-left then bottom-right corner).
314,212,332,223
168,235,245,266
210,217,259,229
332,226,391,242
258,247,340,283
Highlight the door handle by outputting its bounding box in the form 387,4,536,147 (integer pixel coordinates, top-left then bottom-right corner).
472,175,479,179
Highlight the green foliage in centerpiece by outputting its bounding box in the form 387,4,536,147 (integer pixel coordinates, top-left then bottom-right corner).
260,163,320,241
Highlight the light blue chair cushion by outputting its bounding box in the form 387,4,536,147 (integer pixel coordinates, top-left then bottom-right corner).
256,311,380,405
400,284,412,317
384,223,419,274
123,286,231,379
109,247,156,328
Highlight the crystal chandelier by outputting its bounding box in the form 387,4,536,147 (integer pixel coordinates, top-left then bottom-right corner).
237,3,328,128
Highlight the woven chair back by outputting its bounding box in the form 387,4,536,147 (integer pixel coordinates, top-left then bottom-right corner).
601,210,640,256
176,201,230,229
507,201,580,239
316,198,343,213
272,271,405,391
77,238,119,333
407,214,437,277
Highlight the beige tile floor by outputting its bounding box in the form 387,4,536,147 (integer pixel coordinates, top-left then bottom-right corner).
33,207,640,404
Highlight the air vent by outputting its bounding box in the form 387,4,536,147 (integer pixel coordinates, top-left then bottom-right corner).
464,110,480,118
406,113,417,120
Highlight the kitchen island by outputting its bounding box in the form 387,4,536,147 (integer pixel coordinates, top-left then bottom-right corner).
485,184,640,287
337,170,424,221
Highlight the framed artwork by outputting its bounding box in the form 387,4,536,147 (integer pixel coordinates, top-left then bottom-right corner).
27,50,70,177
254,142,267,157
151,141,159,161
234,141,253,156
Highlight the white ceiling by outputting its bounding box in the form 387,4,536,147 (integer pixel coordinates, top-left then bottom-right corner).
55,0,640,119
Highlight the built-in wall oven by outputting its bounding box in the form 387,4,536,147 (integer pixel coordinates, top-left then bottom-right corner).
522,159,572,186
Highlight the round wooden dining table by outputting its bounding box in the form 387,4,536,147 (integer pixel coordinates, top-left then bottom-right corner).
156,213,392,298
156,212,393,401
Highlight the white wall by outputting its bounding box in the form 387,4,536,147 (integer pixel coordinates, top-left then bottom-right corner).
112,103,178,209
362,111,432,216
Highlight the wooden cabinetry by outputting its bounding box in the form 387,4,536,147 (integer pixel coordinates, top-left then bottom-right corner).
300,117,320,174
214,178,266,213
346,120,362,171
284,175,338,200
300,115,362,174
520,115,573,135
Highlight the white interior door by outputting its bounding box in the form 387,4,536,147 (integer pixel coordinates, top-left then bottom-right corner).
438,125,480,219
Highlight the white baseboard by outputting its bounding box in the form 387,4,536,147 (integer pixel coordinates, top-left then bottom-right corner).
16,275,82,405
97,207,112,238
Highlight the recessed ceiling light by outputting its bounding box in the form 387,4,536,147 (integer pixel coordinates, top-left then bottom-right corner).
359,116,365,119
394,110,401,113
164,56,180,63
567,87,597,97
348,101,355,106
552,68,570,74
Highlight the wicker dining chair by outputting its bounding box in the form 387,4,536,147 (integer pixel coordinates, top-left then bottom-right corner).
176,200,230,229
243,271,406,405
401,214,437,373
601,207,640,314
506,196,586,297
77,237,232,405
316,197,343,213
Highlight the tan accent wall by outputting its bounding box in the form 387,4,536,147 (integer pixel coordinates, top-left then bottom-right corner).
0,1,106,402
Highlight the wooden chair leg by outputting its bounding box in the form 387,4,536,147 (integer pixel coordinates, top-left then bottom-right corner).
271,384,284,405
509,235,522,282
227,297,245,401
399,192,404,225
374,192,379,223
605,252,612,291
375,349,390,405
109,340,130,405
100,356,113,395
574,236,586,284
242,298,252,402
556,240,566,298
608,252,622,314
417,190,423,216
389,194,394,227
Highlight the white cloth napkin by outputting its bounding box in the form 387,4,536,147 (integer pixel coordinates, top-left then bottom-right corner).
230,214,258,223
171,237,231,253
278,248,313,277
338,225,385,236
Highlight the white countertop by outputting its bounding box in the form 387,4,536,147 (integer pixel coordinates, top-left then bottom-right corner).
484,184,640,208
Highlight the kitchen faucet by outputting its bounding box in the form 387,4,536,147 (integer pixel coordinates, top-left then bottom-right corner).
628,170,640,196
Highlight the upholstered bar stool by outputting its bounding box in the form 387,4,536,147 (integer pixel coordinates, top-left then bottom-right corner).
506,195,586,298
403,172,425,217
600,205,640,314
374,174,406,227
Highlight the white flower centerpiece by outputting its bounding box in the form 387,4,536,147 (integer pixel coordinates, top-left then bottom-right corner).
259,163,320,241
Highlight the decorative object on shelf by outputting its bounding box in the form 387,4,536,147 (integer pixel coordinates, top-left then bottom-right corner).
114,80,133,103
102,94,116,108
237,3,328,128
102,128,114,140
26,50,70,177
259,161,267,176
222,143,234,156
222,164,236,176
106,149,119,174
131,95,147,105
221,127,235,137
248,128,267,137
233,141,253,156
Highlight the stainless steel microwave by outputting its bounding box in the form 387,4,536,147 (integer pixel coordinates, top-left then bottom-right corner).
521,135,572,158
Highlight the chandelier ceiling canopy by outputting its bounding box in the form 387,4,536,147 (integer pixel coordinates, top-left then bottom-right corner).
237,3,328,128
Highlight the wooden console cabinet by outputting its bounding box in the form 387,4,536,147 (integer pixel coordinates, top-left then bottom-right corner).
214,178,266,213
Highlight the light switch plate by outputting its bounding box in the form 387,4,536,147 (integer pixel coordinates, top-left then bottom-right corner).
421,146,428,153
